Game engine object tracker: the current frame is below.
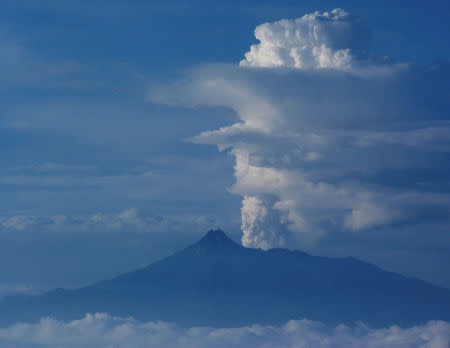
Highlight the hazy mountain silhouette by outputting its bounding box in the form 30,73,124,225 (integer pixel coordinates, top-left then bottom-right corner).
1,230,449,327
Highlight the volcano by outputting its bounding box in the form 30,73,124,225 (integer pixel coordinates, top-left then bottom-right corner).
1,229,449,327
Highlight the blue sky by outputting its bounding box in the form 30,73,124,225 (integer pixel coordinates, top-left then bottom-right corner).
0,0,449,295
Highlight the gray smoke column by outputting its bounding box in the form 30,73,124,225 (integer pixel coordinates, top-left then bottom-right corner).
150,9,450,250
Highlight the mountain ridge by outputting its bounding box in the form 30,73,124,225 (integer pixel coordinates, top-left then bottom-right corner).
0,229,448,328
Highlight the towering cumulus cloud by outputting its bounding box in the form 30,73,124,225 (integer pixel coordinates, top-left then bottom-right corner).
240,8,371,69
150,9,450,251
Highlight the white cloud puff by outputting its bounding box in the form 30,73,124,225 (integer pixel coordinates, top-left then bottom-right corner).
240,8,371,70
0,313,447,348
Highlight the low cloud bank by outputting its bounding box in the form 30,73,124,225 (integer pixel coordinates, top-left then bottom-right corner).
0,313,447,348
0,209,220,234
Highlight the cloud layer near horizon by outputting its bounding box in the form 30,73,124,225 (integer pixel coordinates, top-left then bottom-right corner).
150,9,450,252
0,313,447,348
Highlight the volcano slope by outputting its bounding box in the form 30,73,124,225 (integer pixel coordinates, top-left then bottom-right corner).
1,230,449,327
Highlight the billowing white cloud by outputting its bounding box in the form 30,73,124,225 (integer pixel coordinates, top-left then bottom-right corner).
150,9,450,250
0,313,447,348
240,8,371,70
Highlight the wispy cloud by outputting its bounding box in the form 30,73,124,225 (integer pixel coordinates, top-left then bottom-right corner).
0,30,88,90
0,284,34,299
